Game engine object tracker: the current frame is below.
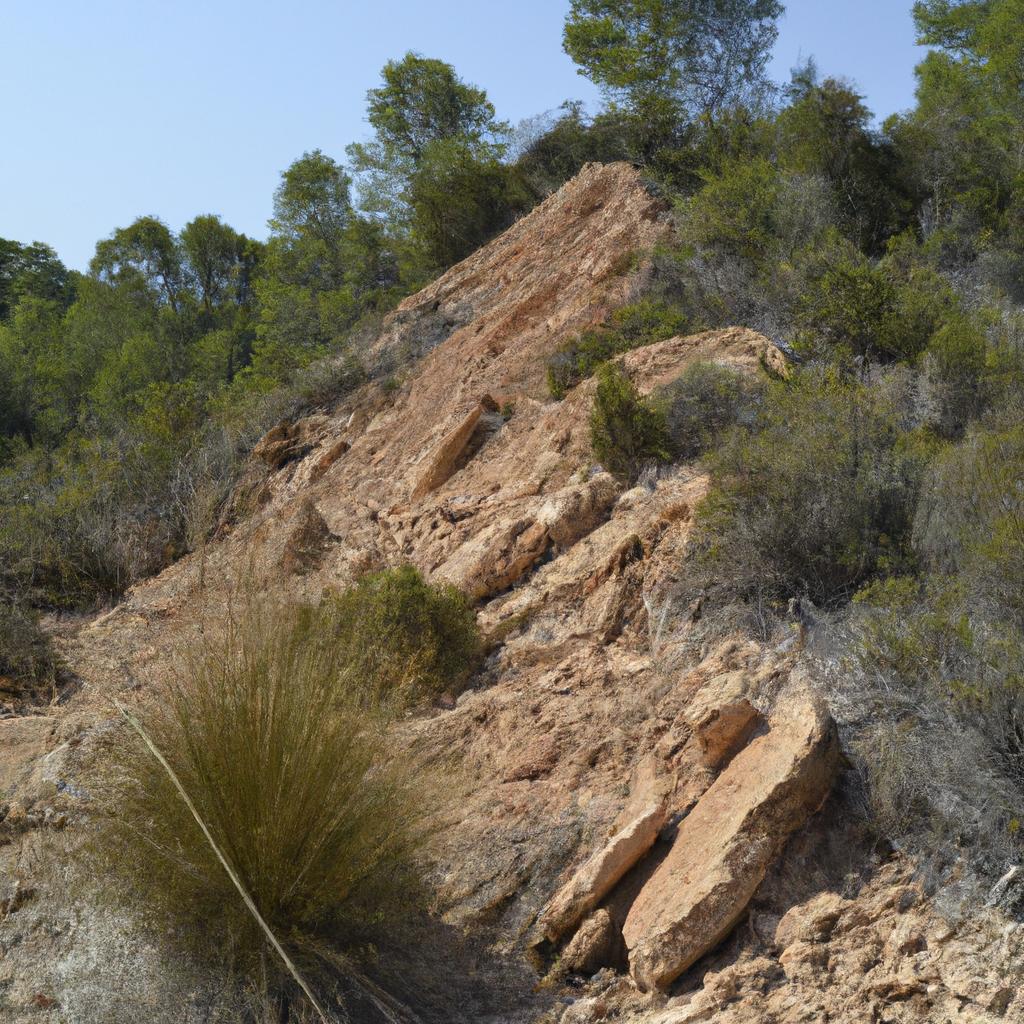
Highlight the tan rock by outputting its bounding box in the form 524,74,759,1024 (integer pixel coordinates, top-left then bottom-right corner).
411,400,488,501
774,891,850,950
537,801,668,944
308,437,350,482
561,909,621,974
623,694,839,991
537,474,620,550
437,516,551,600
560,996,611,1024
689,694,763,771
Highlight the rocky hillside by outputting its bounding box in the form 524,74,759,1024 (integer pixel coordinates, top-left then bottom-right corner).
2,163,1023,1023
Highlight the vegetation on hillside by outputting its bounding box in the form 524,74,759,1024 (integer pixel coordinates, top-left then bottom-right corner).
12,0,1024,1014
91,569,478,1018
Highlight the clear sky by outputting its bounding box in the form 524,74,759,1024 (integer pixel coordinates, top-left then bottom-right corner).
1,1,925,271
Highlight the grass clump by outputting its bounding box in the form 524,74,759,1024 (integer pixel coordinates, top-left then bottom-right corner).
590,361,671,483
313,564,482,705
547,300,687,399
92,594,438,1017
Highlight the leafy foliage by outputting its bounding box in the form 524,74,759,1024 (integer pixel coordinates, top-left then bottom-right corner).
310,565,482,705
694,367,923,606
563,0,783,154
590,361,671,481
348,53,524,277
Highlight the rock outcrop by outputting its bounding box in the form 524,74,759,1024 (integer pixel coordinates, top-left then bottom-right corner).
536,800,669,945
1,162,1019,1024
623,694,840,991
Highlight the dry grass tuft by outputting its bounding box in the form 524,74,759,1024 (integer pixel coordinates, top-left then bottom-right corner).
89,594,438,1017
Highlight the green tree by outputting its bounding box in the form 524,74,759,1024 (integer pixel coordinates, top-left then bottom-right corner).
889,1,1024,234
563,0,783,154
0,239,74,321
91,216,186,313
778,63,910,251
348,53,518,275
249,152,356,383
180,215,243,319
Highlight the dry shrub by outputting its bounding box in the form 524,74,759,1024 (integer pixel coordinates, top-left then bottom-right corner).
692,364,922,608
0,597,60,705
658,359,764,460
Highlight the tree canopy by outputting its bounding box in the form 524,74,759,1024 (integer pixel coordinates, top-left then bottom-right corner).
563,0,784,121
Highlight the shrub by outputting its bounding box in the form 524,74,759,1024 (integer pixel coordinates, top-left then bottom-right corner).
794,231,960,363
919,315,988,438
0,598,59,704
590,362,671,482
848,575,1024,870
693,365,922,607
92,598,432,1015
837,402,1024,877
311,565,482,705
658,360,764,460
662,161,837,335
0,350,367,610
915,417,1024,626
547,300,687,398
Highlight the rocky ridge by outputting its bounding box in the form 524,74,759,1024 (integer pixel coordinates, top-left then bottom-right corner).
1,162,1022,1022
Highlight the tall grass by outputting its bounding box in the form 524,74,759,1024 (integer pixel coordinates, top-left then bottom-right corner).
92,596,434,1017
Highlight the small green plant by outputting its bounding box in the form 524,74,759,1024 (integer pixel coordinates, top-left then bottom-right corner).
92,596,434,1016
590,361,671,482
313,564,482,705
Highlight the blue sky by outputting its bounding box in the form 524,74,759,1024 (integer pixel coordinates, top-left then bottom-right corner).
1,0,925,271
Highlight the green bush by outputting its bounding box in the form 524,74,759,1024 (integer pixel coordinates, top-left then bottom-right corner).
794,231,960,362
694,365,922,606
0,598,59,704
920,315,989,438
547,300,687,398
312,565,481,705
659,360,764,460
662,160,838,334
590,362,671,482
92,598,432,1015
